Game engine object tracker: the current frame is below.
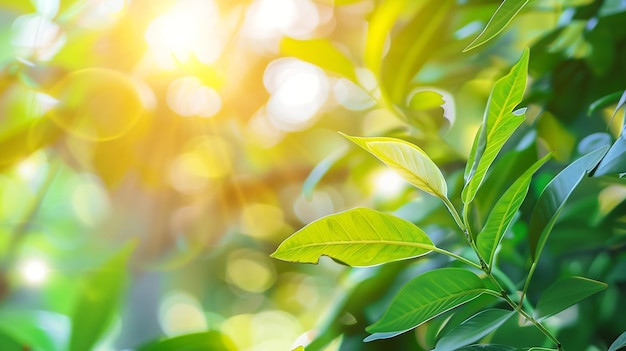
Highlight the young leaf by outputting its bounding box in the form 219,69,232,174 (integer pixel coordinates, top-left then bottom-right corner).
593,125,626,176
136,331,236,351
464,0,529,52
476,154,551,266
528,146,609,261
435,309,514,351
280,38,358,83
271,207,435,267
340,133,448,200
68,242,135,351
366,268,488,333
534,276,608,321
463,49,529,204
609,331,626,351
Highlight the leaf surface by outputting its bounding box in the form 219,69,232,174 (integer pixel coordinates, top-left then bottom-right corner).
609,331,626,351
463,49,529,204
280,38,357,83
435,309,514,351
366,268,488,333
136,331,236,351
68,242,135,351
535,276,607,320
464,0,529,52
271,207,434,267
594,125,626,176
341,133,447,199
477,154,551,266
528,146,608,261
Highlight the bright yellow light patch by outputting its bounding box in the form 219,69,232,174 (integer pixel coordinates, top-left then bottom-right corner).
371,168,406,198
159,291,208,336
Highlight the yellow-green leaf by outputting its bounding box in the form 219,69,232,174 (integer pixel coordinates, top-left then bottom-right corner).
464,0,529,52
341,133,448,199
271,207,435,267
280,38,357,83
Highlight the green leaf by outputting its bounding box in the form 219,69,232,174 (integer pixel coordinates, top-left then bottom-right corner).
587,90,624,115
455,346,517,351
435,309,514,351
534,276,608,320
340,133,448,199
136,331,237,351
280,38,358,83
528,146,609,261
366,268,488,333
463,48,529,204
477,154,551,266
0,310,70,351
68,242,136,351
593,125,626,176
609,331,626,351
303,148,346,199
464,0,529,52
271,207,435,267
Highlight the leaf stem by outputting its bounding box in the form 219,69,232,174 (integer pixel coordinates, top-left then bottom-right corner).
430,246,481,270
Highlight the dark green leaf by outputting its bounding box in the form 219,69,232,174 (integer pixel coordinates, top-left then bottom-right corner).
435,309,514,351
271,207,435,267
363,330,408,342
594,126,626,176
136,331,236,351
366,268,488,333
535,276,608,320
463,48,529,204
528,146,609,261
464,0,529,52
280,38,358,83
477,154,551,266
609,331,626,351
455,344,517,351
587,91,624,115
68,242,136,351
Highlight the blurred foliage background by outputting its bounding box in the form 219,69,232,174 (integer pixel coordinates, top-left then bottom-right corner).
0,0,625,350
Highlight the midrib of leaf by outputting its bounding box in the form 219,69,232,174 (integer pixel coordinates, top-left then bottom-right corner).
275,240,437,253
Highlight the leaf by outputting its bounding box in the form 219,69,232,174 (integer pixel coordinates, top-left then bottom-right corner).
455,346,517,351
609,331,626,351
593,125,626,176
528,146,609,261
271,207,435,267
136,331,236,351
364,330,409,342
463,48,529,204
587,90,624,115
280,38,358,83
340,133,448,199
464,0,529,52
366,268,488,333
302,147,346,199
0,310,70,351
476,154,551,266
68,242,136,351
534,276,608,321
435,309,514,351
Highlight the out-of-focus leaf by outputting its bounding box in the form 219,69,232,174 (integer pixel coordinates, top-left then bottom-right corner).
537,112,575,162
455,345,517,351
407,90,445,110
463,48,529,204
0,310,69,351
366,268,488,333
68,242,136,351
0,331,21,351
594,126,626,176
578,133,612,154
341,133,448,200
464,0,529,52
528,146,609,261
477,154,550,266
303,147,346,199
363,330,409,342
587,91,623,116
600,0,626,17
136,331,236,351
280,38,357,83
435,309,514,351
609,331,626,351
535,276,607,321
271,207,434,267
0,118,61,169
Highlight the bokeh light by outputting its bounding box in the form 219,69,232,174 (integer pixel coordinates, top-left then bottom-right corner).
166,76,222,118
19,258,49,285
371,168,407,198
159,291,208,336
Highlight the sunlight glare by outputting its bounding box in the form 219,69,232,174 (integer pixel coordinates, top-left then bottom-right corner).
159,291,207,336
166,76,222,118
244,0,320,40
264,58,329,131
20,259,49,285
145,0,222,68
11,14,66,61
371,169,406,197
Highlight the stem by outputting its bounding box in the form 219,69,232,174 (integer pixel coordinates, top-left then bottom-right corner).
430,246,481,270
441,196,467,234
519,260,539,309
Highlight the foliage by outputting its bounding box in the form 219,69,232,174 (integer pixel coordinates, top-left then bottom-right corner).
0,0,626,350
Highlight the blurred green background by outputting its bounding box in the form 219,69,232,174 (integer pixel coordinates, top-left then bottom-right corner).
0,0,625,350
